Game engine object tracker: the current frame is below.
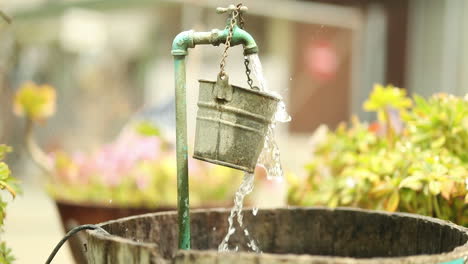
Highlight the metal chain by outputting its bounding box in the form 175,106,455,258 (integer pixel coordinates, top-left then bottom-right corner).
217,3,254,90
236,3,254,89
237,3,245,29
218,6,241,78
244,57,254,89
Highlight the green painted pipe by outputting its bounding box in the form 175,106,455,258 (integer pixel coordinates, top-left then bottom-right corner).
441,259,465,264
172,26,258,56
171,26,258,250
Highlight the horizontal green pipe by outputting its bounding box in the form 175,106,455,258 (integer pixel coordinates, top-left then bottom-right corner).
171,26,258,56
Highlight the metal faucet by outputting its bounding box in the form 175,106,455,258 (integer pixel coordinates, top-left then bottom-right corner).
171,5,258,250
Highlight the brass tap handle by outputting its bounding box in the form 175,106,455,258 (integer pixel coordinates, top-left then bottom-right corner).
216,5,248,14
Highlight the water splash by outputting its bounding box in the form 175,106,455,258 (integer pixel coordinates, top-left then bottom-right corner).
218,173,260,253
218,55,290,253
247,54,291,180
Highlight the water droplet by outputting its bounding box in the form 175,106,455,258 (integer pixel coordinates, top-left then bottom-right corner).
252,207,258,216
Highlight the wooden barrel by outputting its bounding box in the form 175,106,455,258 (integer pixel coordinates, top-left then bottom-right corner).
86,207,468,264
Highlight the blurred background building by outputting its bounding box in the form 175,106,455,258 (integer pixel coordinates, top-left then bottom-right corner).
1,0,468,263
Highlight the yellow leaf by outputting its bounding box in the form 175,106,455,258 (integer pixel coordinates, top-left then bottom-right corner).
440,181,454,200
13,82,56,122
385,191,400,212
370,182,393,198
0,182,16,198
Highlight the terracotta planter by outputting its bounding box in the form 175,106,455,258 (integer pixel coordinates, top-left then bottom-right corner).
55,200,173,264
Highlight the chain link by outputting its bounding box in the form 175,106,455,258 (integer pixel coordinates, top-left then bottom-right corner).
218,3,254,90
236,3,254,89
244,57,254,89
237,3,245,29
218,5,241,78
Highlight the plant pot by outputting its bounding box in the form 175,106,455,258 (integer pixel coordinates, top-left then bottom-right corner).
55,200,172,264
86,207,468,264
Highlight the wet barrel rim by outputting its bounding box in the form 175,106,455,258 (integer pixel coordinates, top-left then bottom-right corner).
86,207,468,264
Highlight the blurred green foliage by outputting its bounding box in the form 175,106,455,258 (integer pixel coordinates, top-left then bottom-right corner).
288,85,468,226
0,145,19,264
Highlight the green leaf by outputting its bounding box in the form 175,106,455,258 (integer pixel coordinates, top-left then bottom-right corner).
0,163,10,181
328,195,339,208
428,181,441,196
431,137,445,149
363,84,412,113
0,145,11,161
340,194,353,205
0,241,15,264
399,175,424,191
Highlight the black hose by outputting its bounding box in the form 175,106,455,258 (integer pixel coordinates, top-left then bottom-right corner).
45,224,109,264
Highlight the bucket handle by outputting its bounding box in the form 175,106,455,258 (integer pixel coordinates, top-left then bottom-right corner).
213,73,233,102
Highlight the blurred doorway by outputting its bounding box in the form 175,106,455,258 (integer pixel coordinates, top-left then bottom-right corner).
290,23,352,133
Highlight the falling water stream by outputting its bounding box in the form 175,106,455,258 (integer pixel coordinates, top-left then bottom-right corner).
250,54,291,181
218,172,260,252
218,54,291,253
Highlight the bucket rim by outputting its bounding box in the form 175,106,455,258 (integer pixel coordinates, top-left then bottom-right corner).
198,79,281,101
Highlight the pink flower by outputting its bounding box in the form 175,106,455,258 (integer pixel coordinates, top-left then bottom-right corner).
90,132,160,186
135,171,150,190
52,129,165,187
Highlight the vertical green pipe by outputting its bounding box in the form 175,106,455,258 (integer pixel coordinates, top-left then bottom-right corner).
174,55,190,250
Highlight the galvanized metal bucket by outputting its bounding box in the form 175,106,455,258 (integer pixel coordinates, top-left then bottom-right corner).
193,75,279,173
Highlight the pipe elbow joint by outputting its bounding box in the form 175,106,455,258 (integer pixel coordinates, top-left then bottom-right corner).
233,27,259,55
172,30,195,56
